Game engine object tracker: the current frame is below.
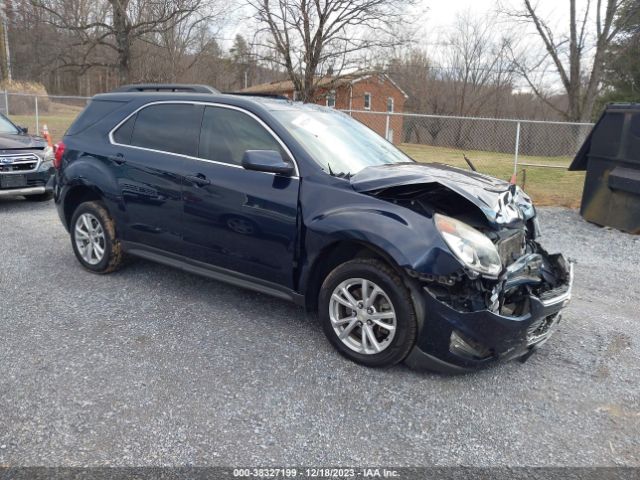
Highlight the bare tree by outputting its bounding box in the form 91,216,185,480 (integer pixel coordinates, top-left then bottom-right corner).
503,0,639,121
248,0,418,102
31,0,217,84
440,11,515,117
141,4,225,82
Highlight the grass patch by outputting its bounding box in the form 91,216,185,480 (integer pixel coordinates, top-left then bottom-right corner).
10,102,84,142
399,144,584,208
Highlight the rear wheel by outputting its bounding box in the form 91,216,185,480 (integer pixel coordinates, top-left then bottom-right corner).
318,258,417,368
70,201,124,273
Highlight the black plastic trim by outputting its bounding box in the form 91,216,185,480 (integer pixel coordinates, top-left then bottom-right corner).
404,346,473,374
122,241,305,305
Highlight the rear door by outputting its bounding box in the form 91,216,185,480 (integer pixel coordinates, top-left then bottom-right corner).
181,105,300,288
110,102,203,253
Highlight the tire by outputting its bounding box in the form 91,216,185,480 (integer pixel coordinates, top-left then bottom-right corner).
70,201,124,274
318,258,417,368
25,192,53,202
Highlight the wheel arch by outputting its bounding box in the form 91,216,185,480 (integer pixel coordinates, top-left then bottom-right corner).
63,184,106,228
302,239,405,312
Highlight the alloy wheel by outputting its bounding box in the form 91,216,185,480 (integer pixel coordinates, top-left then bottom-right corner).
329,278,397,355
74,213,106,265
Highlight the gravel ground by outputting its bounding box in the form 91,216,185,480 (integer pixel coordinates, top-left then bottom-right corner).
0,199,639,467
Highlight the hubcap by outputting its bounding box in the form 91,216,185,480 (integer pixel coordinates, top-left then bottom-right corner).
74,213,106,265
329,278,397,355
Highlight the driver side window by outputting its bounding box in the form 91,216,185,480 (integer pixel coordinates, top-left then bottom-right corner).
198,106,284,165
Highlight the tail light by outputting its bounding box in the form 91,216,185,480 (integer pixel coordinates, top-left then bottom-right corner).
53,141,65,169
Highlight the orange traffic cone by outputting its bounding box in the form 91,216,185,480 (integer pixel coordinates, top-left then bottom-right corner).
42,124,53,147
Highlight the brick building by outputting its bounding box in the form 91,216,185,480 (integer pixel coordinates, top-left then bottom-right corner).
240,73,408,144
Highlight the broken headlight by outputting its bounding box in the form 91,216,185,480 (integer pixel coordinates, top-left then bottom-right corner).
434,214,502,277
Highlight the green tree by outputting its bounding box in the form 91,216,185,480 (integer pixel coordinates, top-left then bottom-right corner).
598,1,640,115
230,34,253,89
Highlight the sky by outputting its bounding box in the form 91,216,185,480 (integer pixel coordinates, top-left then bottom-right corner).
423,0,572,24
225,0,578,50
420,0,574,44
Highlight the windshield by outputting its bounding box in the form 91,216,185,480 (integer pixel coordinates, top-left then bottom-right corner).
273,109,413,176
0,114,19,134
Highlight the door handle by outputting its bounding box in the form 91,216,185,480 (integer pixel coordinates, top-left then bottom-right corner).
109,153,126,165
186,174,211,187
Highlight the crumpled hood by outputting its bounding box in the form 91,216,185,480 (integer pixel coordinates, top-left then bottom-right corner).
350,162,535,227
0,132,46,151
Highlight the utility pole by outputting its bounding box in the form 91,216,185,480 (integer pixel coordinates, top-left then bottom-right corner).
0,0,12,82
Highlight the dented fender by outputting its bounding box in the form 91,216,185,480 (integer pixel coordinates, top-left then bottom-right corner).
297,176,467,292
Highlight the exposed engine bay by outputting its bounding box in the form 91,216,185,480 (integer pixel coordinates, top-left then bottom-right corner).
351,163,572,318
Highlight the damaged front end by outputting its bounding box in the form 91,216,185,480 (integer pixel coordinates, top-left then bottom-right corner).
350,162,574,371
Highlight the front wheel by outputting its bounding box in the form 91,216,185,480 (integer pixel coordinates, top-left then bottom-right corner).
70,201,124,273
318,258,417,368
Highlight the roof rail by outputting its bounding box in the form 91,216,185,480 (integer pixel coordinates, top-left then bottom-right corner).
226,92,289,100
113,84,220,94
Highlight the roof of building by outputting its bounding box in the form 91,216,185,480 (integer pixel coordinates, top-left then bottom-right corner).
240,72,409,98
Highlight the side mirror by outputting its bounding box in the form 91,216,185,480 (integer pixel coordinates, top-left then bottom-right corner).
241,150,294,176
18,126,28,134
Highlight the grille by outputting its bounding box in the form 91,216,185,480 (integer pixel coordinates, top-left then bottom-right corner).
0,153,40,173
496,230,525,267
539,284,570,302
527,313,560,346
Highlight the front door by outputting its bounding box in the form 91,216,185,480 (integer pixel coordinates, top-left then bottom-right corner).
181,105,299,288
110,102,204,253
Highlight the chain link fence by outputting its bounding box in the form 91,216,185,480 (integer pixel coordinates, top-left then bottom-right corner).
0,91,89,141
346,110,592,207
0,91,592,207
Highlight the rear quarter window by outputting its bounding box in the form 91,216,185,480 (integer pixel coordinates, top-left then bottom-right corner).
112,115,136,144
67,100,127,136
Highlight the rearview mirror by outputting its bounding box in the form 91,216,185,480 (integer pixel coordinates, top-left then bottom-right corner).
241,150,294,176
18,126,28,134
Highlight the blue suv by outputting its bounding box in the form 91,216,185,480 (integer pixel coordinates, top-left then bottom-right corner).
53,84,573,372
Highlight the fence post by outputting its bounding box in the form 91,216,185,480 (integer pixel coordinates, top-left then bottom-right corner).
385,114,390,141
512,121,521,182
4,90,8,116
35,95,39,134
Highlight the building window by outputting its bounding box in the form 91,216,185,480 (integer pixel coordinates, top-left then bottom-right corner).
326,91,336,108
364,92,371,110
387,97,394,113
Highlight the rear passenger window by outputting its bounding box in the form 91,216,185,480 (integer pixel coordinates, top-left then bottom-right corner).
129,104,202,157
198,106,283,165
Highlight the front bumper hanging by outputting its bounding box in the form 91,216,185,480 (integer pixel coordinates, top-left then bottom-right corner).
405,252,574,372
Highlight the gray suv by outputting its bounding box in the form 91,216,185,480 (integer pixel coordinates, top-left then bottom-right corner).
0,113,55,201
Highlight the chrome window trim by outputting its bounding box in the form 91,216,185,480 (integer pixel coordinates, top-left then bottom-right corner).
108,100,300,177
0,153,41,175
